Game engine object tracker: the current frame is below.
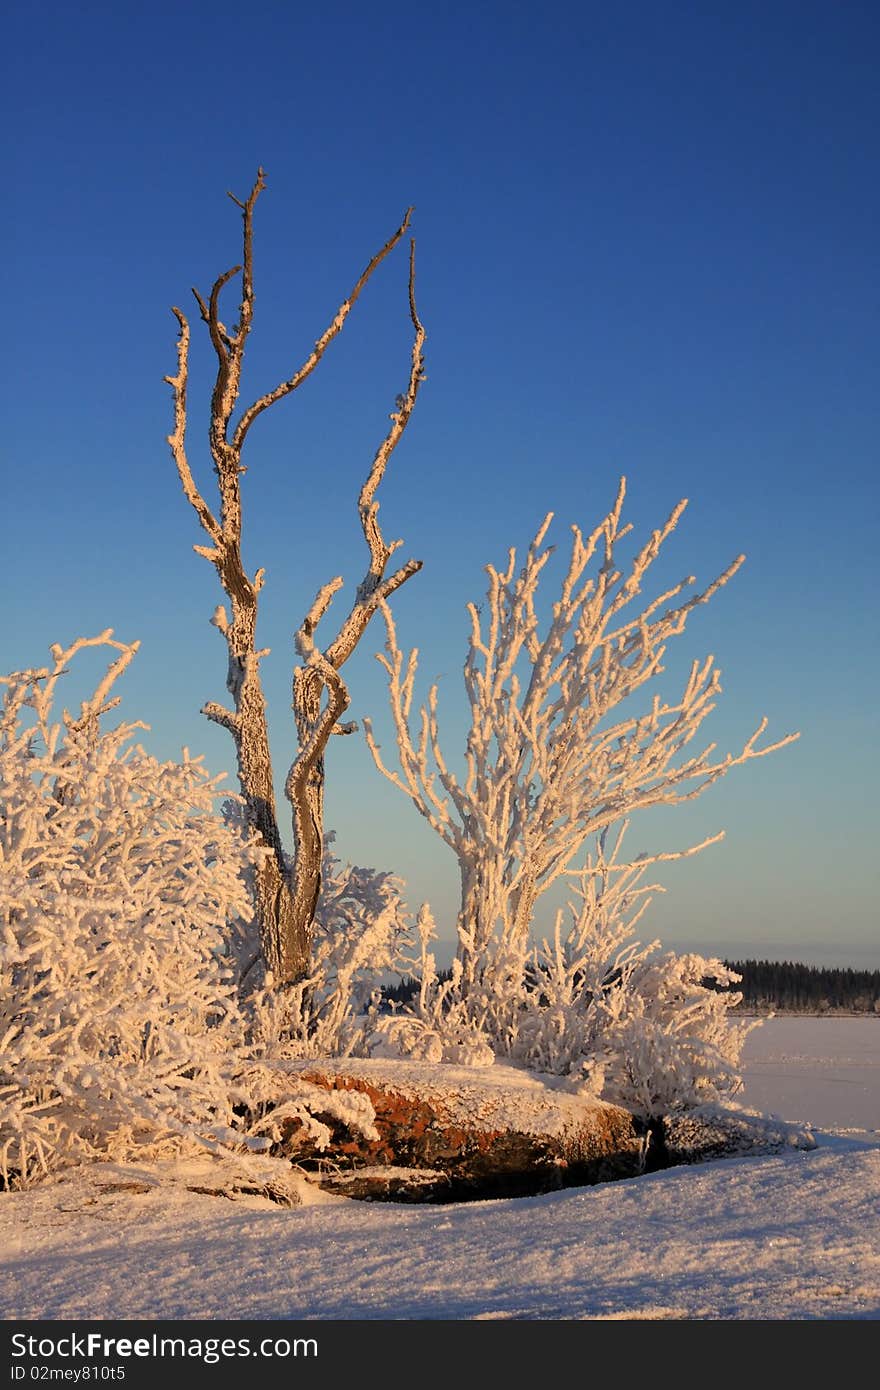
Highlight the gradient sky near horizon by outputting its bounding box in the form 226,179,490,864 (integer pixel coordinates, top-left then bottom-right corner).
3,1,878,967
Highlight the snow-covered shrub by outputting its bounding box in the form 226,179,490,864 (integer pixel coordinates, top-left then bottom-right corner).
594,952,753,1116
0,634,378,1187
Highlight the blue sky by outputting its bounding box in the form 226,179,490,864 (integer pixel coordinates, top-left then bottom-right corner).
3,1,878,966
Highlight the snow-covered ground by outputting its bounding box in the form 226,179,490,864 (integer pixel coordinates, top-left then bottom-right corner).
2,1019,878,1322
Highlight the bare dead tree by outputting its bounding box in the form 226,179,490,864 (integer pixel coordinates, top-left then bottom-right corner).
165,169,426,986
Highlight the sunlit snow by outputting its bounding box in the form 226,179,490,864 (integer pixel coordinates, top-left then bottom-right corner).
2,1019,877,1321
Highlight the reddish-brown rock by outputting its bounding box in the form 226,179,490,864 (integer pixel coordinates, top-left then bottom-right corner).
277,1059,648,1201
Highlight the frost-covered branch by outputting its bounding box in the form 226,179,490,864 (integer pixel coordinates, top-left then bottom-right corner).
1,629,140,755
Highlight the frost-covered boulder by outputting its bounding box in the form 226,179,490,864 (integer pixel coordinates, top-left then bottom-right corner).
655,1106,816,1166
277,1059,647,1200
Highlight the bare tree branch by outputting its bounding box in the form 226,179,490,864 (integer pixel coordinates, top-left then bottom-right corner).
325,240,426,671
164,308,222,553
233,207,414,454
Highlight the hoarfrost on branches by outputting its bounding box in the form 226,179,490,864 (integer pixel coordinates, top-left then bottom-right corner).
362,482,798,1112
2,468,799,1188
365,480,798,984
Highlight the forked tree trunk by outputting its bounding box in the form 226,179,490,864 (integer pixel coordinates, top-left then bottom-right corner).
166,170,426,986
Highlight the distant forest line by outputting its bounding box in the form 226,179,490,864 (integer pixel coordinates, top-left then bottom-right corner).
724,960,880,1014
387,959,880,1015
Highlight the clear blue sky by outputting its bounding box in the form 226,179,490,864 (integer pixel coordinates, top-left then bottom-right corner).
3,1,878,967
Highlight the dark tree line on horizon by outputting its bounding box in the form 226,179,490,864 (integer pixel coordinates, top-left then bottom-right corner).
723,960,880,1014
386,959,880,1014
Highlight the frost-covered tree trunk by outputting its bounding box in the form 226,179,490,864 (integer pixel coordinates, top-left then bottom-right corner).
166,170,426,984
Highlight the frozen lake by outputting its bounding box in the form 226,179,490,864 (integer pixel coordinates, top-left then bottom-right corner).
739,1015,880,1131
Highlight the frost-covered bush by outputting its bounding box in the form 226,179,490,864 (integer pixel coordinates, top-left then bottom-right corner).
593,951,752,1116
377,824,755,1115
0,627,756,1193
509,826,755,1113
0,635,378,1187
